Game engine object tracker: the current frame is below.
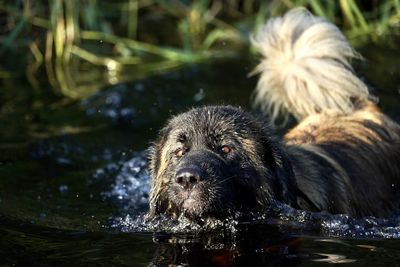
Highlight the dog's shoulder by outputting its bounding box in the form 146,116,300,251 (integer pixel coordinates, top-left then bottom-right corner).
284,102,400,145
284,102,400,217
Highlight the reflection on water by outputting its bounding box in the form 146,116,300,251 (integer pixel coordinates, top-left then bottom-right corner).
149,226,304,266
2,214,400,266
1,49,400,265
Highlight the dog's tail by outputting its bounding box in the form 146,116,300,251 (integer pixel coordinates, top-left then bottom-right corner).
250,8,371,123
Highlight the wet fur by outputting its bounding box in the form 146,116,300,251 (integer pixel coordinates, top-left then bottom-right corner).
146,9,400,220
285,103,400,217
147,106,299,220
147,104,400,219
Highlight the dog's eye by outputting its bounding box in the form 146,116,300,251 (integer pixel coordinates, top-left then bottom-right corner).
175,148,185,157
221,145,232,154
178,133,186,143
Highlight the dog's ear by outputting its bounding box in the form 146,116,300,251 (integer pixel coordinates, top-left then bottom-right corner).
145,189,169,221
262,136,299,208
149,126,170,179
146,126,171,220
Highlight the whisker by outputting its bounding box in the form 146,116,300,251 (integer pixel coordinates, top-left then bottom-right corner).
215,175,237,185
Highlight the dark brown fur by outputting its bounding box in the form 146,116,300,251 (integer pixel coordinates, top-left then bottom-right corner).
147,9,400,222
285,102,400,217
146,103,400,221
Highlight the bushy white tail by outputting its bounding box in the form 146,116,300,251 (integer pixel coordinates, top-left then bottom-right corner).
251,8,370,122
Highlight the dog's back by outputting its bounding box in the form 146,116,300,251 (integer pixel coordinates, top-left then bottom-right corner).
286,104,400,217
252,9,400,217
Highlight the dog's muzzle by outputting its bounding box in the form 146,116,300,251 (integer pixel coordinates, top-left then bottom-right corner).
171,149,229,219
174,166,204,190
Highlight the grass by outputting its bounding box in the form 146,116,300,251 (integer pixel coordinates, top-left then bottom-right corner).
0,0,399,99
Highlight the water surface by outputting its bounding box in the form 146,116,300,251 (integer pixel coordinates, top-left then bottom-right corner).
1,43,400,265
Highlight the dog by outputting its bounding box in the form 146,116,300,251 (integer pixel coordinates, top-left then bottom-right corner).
146,9,400,222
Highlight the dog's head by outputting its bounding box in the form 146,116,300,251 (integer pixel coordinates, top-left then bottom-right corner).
146,106,296,222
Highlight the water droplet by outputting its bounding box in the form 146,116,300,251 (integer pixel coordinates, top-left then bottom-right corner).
59,184,69,194
193,88,205,102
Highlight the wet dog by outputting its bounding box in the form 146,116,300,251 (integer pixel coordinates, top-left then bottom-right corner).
146,9,400,222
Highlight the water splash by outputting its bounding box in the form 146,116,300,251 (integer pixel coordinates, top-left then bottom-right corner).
101,150,150,213
111,213,238,235
81,84,140,125
30,136,129,166
93,150,400,238
251,203,400,239
30,137,85,166
81,73,206,128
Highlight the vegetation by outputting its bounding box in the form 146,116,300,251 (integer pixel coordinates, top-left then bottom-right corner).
1,0,399,99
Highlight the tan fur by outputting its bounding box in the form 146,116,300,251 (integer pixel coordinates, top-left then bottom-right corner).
252,9,400,217
284,102,400,145
148,9,400,220
240,137,263,164
282,101,400,217
251,8,371,123
148,133,173,218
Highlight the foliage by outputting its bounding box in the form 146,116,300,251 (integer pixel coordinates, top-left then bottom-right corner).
0,0,399,99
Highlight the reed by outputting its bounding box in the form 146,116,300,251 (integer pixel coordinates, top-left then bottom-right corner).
0,0,399,99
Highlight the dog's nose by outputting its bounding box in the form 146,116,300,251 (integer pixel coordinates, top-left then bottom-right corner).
175,168,202,189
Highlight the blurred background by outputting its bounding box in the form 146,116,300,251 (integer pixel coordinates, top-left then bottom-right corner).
1,0,400,97
1,1,400,265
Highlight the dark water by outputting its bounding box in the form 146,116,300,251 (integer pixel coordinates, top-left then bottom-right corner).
1,43,400,266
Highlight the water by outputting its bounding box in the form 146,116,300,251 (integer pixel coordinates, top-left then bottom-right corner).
1,44,400,265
